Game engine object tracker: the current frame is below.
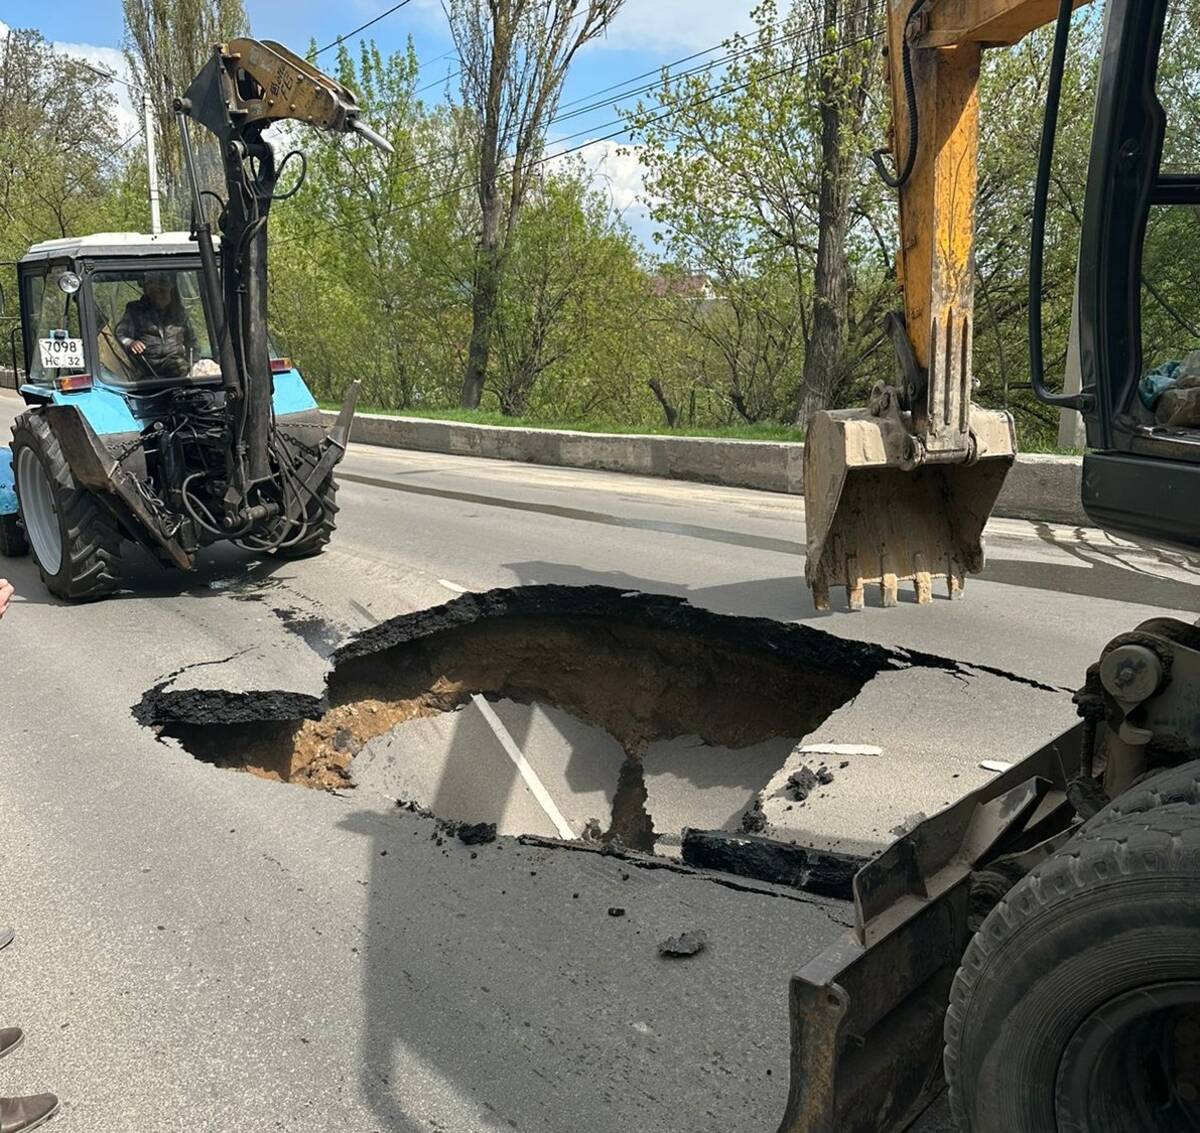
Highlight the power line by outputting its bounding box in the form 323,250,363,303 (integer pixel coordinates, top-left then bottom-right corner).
414,65,462,97
359,6,879,204
549,18,847,129
416,47,458,74
276,28,883,248
315,0,417,57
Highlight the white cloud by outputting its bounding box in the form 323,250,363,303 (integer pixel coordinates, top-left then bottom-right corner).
54,38,141,141
590,0,758,54
546,137,660,245
552,138,650,212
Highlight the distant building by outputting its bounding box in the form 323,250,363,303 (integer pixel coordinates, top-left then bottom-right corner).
649,272,717,302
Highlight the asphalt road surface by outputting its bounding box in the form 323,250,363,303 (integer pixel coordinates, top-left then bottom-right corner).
0,389,1194,1132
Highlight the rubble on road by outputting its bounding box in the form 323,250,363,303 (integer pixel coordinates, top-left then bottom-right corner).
658,930,708,958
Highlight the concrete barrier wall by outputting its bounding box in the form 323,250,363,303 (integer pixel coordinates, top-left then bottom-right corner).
330,410,1087,525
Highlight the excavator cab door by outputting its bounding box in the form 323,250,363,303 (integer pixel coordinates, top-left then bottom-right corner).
1071,0,1200,552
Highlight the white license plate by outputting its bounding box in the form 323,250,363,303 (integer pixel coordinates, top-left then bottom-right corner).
38,336,85,370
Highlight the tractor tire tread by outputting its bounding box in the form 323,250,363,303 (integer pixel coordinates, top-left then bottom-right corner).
1084,758,1200,830
270,474,338,560
11,411,121,601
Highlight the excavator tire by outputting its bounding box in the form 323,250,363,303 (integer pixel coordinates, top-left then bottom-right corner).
1083,759,1200,830
10,411,120,601
270,472,338,560
945,803,1200,1132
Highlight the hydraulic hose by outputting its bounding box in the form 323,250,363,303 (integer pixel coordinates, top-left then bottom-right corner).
872,0,926,189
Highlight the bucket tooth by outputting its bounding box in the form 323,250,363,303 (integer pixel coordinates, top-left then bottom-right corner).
913,553,933,605
948,560,965,600
881,567,899,608
812,577,831,612
846,555,865,611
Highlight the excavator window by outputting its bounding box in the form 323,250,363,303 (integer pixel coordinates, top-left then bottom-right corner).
1135,1,1200,433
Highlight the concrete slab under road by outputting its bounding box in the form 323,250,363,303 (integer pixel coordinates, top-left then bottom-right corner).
353,696,799,849
0,389,1195,1132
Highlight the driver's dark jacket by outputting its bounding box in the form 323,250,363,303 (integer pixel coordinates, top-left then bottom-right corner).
115,298,196,378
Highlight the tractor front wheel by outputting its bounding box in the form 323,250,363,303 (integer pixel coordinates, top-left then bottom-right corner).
11,412,121,601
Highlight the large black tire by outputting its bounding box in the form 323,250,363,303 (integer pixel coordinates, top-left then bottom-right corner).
1084,759,1200,830
0,513,28,557
10,411,121,601
269,472,338,561
945,804,1200,1132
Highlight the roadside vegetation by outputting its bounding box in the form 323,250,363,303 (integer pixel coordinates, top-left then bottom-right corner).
317,402,807,441
4,1,1200,451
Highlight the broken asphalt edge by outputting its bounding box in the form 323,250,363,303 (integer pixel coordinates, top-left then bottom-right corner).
133,583,1066,729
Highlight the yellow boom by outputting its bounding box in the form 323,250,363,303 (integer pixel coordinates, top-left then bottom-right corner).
803,0,1089,611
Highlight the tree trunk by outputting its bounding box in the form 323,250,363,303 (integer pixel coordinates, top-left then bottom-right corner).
647,378,679,427
461,236,499,408
459,11,507,409
796,1,855,426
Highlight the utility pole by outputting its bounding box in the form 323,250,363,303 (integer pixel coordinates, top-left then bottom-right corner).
144,88,162,236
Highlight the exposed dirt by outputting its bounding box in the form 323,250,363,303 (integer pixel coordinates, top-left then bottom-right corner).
139,586,896,797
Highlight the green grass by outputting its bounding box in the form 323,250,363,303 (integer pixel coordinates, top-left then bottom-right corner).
1016,437,1085,456
321,401,807,442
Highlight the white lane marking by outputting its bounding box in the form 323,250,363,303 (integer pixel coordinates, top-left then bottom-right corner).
798,743,883,758
979,760,1014,773
438,578,468,594
471,694,576,840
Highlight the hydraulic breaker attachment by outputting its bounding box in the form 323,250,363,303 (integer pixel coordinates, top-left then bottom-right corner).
277,382,360,528
41,405,193,570
777,723,1086,1133
175,38,388,531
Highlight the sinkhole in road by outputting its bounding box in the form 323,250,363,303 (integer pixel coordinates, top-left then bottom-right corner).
135,585,902,851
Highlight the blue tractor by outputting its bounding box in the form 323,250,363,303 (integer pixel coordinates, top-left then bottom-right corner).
0,39,388,600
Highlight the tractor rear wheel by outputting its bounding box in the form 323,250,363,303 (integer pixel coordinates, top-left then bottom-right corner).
269,471,338,560
945,803,1200,1132
11,412,121,601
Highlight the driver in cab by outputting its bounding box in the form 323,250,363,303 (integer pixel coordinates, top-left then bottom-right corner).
116,272,197,379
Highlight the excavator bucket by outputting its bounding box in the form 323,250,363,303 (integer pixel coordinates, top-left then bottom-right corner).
804,406,1015,610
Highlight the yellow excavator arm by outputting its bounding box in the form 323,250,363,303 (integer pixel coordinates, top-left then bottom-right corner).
803,0,1090,611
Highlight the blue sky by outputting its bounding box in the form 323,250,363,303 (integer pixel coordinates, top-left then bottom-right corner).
2,0,759,237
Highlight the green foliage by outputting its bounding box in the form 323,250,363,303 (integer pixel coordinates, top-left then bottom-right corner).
269,40,476,412
0,27,147,329
11,1,1200,456
624,0,892,425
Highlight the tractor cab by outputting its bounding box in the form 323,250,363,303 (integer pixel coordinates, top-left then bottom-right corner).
17,232,222,400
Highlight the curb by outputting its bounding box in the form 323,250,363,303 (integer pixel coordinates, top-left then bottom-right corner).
324,410,1088,526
